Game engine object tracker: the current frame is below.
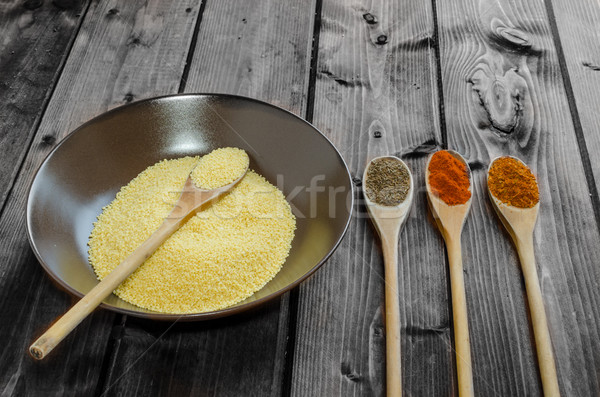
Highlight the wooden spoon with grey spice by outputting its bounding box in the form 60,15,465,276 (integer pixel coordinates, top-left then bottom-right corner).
363,156,414,397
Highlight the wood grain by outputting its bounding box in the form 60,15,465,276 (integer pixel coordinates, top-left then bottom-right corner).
290,0,454,395
2,0,599,395
548,0,600,211
0,0,199,394
100,301,289,396
185,0,315,114
437,0,600,395
98,0,317,395
0,0,88,212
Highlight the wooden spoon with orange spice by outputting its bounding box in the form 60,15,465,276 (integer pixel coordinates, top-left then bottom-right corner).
487,156,560,397
426,150,474,397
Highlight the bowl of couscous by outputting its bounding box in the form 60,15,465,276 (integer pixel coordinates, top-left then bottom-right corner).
26,94,353,320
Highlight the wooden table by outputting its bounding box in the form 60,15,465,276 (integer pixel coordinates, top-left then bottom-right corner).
2,0,600,395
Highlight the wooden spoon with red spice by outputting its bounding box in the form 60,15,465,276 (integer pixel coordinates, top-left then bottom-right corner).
487,156,560,397
425,149,474,397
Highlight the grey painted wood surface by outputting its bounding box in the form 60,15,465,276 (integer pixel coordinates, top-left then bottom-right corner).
548,0,600,220
0,0,599,395
0,0,89,211
436,0,600,395
185,0,315,114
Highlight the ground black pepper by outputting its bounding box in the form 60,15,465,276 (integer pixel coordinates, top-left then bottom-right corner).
364,157,410,206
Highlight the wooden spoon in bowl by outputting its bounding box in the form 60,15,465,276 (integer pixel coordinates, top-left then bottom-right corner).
29,164,248,360
425,150,474,397
487,156,560,397
363,155,414,397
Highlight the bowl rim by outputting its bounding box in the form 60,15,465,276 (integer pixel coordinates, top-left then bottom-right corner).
26,92,354,321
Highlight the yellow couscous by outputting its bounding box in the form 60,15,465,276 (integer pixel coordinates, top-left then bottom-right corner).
88,149,295,314
191,147,249,189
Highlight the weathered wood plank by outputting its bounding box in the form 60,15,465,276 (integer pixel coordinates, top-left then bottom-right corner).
549,0,600,214
101,300,289,396
437,0,600,395
185,0,315,114
290,1,454,395
99,0,316,395
0,0,88,211
0,0,200,395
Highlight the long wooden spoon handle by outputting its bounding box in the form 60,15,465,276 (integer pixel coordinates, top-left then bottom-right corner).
382,237,402,397
447,237,474,397
517,235,560,397
29,218,181,360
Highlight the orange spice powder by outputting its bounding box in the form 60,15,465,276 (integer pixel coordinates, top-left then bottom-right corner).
428,150,471,205
488,156,539,208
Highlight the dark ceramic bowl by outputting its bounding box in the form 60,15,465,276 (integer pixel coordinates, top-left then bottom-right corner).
27,94,353,320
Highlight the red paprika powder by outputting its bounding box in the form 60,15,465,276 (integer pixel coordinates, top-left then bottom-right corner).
428,150,471,205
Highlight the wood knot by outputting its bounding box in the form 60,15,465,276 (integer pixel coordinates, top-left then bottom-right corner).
582,61,600,71
398,138,439,159
470,66,529,135
341,363,361,382
41,135,56,145
373,131,382,138
23,0,42,10
107,8,119,16
490,18,531,49
468,160,486,172
123,93,135,103
363,13,377,24
320,70,364,88
376,34,388,45
52,0,75,10
352,177,362,187
128,36,141,46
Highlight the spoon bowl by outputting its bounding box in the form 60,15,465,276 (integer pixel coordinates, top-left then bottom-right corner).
486,155,539,239
363,155,414,233
425,150,473,238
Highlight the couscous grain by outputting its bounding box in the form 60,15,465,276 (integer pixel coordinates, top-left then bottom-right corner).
88,151,295,314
